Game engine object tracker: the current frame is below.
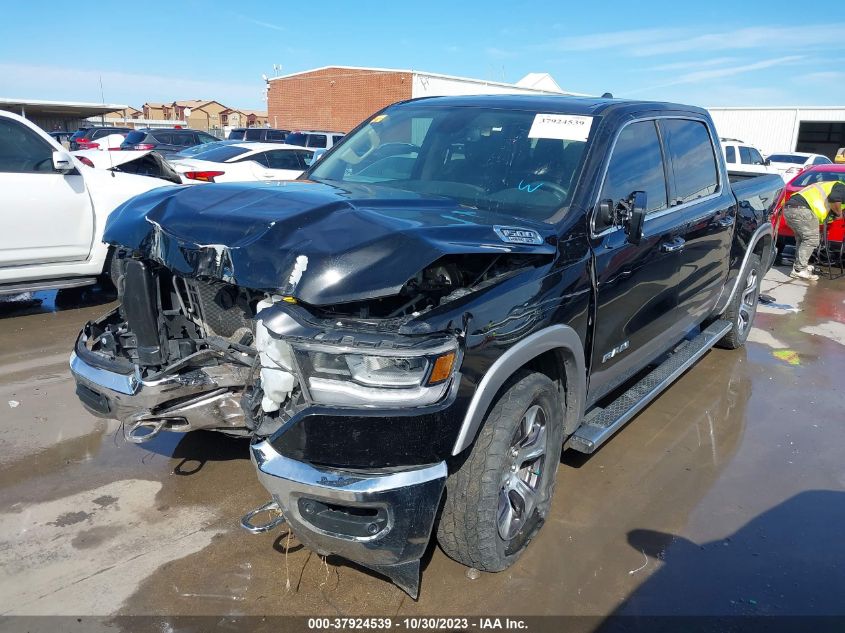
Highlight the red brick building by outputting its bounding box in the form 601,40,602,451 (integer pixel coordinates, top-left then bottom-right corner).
266,66,571,133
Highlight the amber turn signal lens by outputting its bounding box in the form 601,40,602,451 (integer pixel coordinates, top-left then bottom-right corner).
427,352,456,385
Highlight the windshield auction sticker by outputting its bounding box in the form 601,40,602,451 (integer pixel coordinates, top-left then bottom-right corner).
528,114,593,142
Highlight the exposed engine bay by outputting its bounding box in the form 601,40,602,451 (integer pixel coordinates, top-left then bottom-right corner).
309,253,543,320
75,249,542,441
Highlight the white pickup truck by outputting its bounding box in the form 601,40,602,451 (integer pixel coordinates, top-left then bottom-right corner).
0,110,179,295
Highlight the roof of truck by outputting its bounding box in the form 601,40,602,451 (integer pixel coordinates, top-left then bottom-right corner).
401,94,707,117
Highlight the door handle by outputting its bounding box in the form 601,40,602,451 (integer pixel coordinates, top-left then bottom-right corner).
715,216,735,228
660,237,686,253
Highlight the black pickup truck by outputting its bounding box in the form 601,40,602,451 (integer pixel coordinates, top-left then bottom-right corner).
70,94,783,597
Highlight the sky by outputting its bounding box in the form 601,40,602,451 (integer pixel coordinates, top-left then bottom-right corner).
1,0,843,110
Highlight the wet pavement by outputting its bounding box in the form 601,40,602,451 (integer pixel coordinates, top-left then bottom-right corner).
0,268,843,623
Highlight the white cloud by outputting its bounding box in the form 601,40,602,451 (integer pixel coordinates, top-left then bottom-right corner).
797,71,845,82
543,23,845,57
0,62,265,110
640,57,739,72
625,56,804,95
544,28,675,52
236,14,285,32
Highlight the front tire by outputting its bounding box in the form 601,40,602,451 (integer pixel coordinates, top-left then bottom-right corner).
717,253,762,350
437,370,564,571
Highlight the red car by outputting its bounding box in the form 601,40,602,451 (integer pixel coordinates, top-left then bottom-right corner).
772,164,845,247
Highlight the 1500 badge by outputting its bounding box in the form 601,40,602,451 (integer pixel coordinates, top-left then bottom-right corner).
494,226,544,245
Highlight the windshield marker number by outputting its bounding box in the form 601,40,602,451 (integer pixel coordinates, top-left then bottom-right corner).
528,114,593,142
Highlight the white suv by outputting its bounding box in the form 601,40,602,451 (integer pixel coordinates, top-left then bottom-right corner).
720,138,775,177
285,130,344,150
0,111,173,294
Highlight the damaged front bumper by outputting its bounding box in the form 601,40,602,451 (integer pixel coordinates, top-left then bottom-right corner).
70,319,249,442
250,439,447,598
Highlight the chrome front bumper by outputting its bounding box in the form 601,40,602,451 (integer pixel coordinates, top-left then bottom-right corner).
251,439,447,597
70,344,247,439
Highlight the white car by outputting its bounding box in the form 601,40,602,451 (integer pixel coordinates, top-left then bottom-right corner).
170,142,315,184
766,152,832,182
720,138,777,177
0,110,178,294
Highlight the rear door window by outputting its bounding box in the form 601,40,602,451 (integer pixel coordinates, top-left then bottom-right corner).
152,132,174,145
245,129,264,141
265,150,304,170
332,134,344,145
266,130,285,141
659,119,719,205
307,134,327,148
242,151,270,167
725,146,736,163
174,133,197,147
598,120,668,230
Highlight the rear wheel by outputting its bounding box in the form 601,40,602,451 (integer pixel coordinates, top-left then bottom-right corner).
717,253,761,350
437,370,564,571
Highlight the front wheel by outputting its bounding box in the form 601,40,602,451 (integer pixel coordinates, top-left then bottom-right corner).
716,253,762,350
437,370,564,571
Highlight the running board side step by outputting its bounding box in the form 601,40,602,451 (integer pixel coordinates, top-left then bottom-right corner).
567,319,733,454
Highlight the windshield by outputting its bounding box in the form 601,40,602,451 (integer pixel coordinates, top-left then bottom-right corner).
792,170,845,187
309,105,592,223
768,154,807,164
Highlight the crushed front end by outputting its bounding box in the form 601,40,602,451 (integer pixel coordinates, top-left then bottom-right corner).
242,299,464,597
71,252,263,441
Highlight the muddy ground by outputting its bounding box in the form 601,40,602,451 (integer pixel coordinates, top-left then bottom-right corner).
1,266,843,626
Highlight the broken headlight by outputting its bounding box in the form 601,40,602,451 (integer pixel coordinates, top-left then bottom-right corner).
295,342,458,407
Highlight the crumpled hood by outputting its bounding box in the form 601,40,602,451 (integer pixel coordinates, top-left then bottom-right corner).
103,180,557,305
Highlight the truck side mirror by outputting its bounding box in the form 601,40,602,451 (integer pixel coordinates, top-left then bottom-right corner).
598,199,614,228
625,191,647,245
763,158,771,166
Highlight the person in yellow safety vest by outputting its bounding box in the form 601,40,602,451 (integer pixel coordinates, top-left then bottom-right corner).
782,179,845,280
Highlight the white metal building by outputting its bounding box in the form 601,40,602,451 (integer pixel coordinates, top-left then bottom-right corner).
708,107,845,159
410,70,580,98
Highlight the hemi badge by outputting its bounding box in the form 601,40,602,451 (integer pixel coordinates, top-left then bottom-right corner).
493,226,544,245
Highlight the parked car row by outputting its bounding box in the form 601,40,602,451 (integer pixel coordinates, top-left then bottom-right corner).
720,137,833,183
170,142,314,183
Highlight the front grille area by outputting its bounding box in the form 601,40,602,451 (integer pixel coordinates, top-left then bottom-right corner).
177,277,256,341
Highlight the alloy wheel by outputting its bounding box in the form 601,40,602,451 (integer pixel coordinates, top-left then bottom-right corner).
497,404,547,541
738,268,759,335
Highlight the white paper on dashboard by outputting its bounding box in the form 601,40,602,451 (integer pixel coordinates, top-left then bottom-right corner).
528,114,593,142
